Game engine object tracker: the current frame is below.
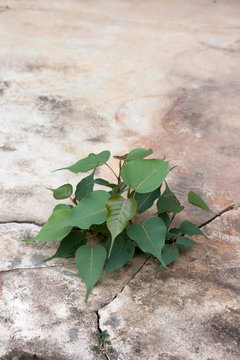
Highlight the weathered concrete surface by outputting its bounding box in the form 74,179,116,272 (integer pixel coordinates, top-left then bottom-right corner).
1,0,240,225
1,0,240,359
0,223,146,358
99,207,240,359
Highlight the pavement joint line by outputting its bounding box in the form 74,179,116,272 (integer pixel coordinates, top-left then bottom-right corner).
0,220,43,227
0,262,75,274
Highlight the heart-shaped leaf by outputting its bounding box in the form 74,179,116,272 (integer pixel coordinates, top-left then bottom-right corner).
125,148,153,161
55,150,110,173
103,233,135,282
121,159,169,193
157,182,184,214
188,191,211,211
25,207,72,242
75,244,107,302
127,217,167,266
47,184,73,200
45,230,86,261
179,220,207,238
106,195,137,256
75,169,95,201
158,245,179,270
69,190,110,229
132,187,160,214
176,236,198,251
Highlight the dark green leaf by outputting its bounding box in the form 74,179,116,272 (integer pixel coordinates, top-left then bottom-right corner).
159,245,179,270
25,208,72,242
127,217,167,266
69,190,110,229
75,170,95,201
132,187,160,214
188,191,211,211
157,183,184,214
176,236,198,250
45,230,86,261
121,159,169,194
110,181,127,195
103,233,135,282
106,195,137,256
91,222,110,236
55,151,110,173
125,148,153,161
75,244,107,302
47,184,73,199
180,220,207,238
94,178,117,188
158,212,171,227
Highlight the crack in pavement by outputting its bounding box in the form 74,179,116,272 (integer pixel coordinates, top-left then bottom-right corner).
0,262,75,274
96,203,237,332
0,220,43,227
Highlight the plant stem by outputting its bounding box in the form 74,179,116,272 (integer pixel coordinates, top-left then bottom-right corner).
70,196,78,205
168,214,176,229
117,160,122,194
132,190,136,199
127,186,131,198
105,163,118,179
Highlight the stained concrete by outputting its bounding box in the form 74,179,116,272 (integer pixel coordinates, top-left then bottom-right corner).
1,0,240,359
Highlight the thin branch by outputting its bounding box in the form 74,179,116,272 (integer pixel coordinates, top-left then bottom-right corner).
104,163,118,179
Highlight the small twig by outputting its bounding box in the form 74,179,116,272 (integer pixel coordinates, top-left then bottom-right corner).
167,213,176,229
105,163,118,179
70,196,78,205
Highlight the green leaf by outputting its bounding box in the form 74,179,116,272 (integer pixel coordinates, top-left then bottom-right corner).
121,159,169,194
159,245,179,270
188,191,211,211
94,178,117,188
176,236,198,251
127,217,166,266
47,184,73,200
55,150,110,173
53,204,72,212
69,190,110,229
157,183,184,214
75,244,106,302
111,181,127,195
106,196,137,256
158,212,170,227
91,222,110,236
132,187,160,214
125,148,153,161
103,233,135,282
45,230,86,261
179,220,207,238
25,208,72,242
75,169,95,201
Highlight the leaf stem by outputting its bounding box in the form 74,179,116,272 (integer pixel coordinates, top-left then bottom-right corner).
117,160,122,194
132,190,136,199
167,214,176,229
105,163,118,179
127,186,131,198
70,196,78,205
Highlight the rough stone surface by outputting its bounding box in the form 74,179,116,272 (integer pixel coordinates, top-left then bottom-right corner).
1,0,240,359
99,207,240,359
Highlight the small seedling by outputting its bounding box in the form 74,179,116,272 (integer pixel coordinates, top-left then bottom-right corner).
92,330,114,359
25,148,211,301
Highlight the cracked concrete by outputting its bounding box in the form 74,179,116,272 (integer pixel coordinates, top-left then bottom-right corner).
1,0,240,359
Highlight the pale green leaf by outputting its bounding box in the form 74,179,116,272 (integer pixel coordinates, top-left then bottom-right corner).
157,182,184,214
188,191,211,211
127,217,166,266
69,190,110,229
125,148,153,161
75,244,107,302
55,150,110,173
121,159,169,193
47,184,73,200
106,195,137,256
25,208,72,242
